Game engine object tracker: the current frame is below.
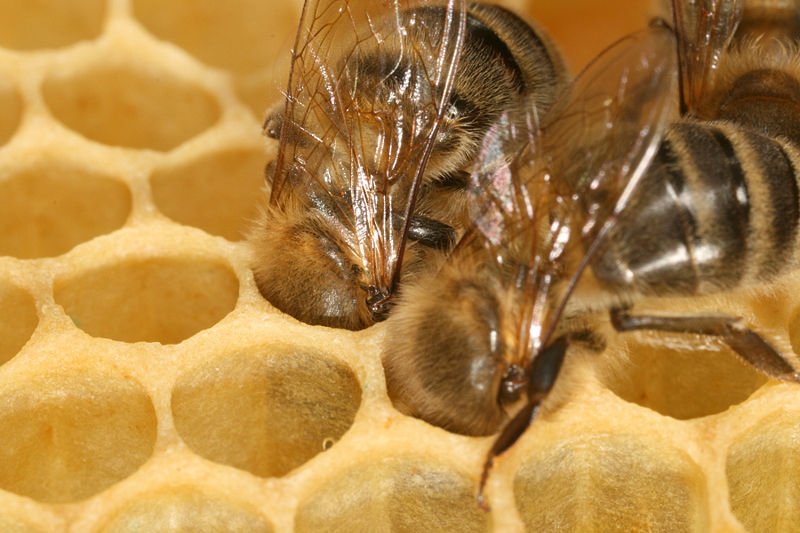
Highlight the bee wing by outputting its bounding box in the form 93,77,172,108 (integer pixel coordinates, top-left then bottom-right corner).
672,0,742,114
270,0,467,297
510,23,679,360
468,108,541,248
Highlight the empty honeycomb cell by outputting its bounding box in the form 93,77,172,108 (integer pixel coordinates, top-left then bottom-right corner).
53,257,238,344
172,351,360,478
151,149,266,241
0,0,105,50
514,434,710,532
131,0,298,75
598,340,767,420
0,163,131,259
42,64,220,151
100,488,273,532
295,458,489,533
0,372,157,503
0,76,21,145
727,409,800,531
0,281,37,365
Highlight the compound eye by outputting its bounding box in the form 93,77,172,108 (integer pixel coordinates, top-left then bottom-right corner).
498,364,526,406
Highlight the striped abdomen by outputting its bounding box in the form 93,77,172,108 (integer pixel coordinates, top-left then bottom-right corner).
591,117,800,297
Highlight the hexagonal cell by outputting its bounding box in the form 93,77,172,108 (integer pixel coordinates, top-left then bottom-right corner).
0,281,37,365
598,340,767,420
514,434,710,532
42,64,220,151
727,410,800,532
100,488,273,533
0,372,157,503
54,257,238,344
131,0,297,75
0,76,21,146
151,149,266,241
0,0,105,50
295,458,489,533
172,351,360,478
0,163,131,259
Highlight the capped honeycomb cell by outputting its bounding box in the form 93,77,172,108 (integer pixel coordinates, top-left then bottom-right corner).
151,149,267,241
0,0,105,51
0,371,157,503
100,488,274,533
598,340,767,420
727,408,800,532
0,162,131,259
0,280,37,365
53,256,238,344
172,350,361,478
43,63,220,151
513,434,710,532
0,75,21,146
295,458,489,533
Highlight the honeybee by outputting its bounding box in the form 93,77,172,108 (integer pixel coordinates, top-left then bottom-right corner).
382,0,800,509
246,0,567,330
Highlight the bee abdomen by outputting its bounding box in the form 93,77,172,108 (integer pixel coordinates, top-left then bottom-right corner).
592,120,800,296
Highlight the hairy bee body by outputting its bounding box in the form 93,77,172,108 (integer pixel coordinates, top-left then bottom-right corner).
248,1,567,330
590,10,800,303
383,1,800,490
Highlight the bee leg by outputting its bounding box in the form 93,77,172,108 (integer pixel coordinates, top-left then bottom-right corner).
407,214,456,250
477,335,569,512
390,210,456,250
609,308,800,383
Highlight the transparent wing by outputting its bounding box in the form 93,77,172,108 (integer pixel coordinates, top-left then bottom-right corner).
271,0,467,298
672,0,741,114
468,106,541,248
473,23,679,363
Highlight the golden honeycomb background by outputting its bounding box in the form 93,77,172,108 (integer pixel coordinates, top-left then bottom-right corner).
1,0,799,531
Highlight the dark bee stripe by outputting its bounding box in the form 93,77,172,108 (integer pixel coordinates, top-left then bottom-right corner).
401,5,526,93
434,170,470,190
670,123,747,289
467,2,560,92
635,136,701,293
591,137,701,295
743,130,800,278
463,9,525,92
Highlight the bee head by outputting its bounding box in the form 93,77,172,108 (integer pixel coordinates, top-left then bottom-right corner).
248,202,384,330
382,257,522,436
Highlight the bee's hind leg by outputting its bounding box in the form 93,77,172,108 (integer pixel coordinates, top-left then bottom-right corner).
609,308,800,383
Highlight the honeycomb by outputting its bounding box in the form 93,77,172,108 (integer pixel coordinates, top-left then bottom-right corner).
1,0,798,532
